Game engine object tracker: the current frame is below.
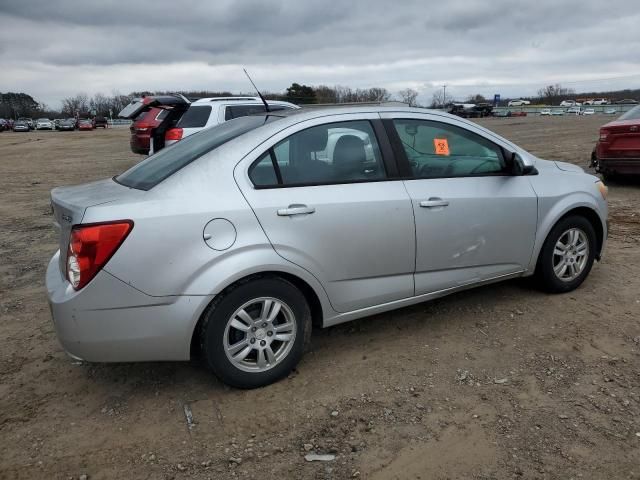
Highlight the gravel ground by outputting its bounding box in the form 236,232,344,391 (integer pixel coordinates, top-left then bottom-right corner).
1,117,639,480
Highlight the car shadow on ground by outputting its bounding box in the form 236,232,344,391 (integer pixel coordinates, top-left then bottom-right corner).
78,277,539,392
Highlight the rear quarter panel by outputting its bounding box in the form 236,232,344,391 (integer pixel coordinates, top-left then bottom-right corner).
84,143,336,319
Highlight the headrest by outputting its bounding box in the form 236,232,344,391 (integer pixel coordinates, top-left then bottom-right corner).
298,126,328,152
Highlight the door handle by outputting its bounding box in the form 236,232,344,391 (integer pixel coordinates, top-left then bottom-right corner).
277,204,316,216
420,198,449,208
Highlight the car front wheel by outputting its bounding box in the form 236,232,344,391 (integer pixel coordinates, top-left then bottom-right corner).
536,215,597,293
200,277,312,388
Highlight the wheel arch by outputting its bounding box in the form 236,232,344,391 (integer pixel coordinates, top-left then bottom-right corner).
531,202,605,274
558,206,604,259
189,270,326,358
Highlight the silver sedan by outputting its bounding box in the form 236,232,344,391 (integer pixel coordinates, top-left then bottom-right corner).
47,106,608,388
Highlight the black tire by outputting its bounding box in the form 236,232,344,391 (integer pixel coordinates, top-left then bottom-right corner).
200,276,311,389
535,215,596,293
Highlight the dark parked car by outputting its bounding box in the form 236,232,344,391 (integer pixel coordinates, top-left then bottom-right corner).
591,105,640,178
448,103,493,118
94,116,108,128
13,120,30,132
0,118,8,131
58,118,76,131
119,94,190,155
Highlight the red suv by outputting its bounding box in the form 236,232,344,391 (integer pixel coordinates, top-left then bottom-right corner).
119,95,190,155
592,105,640,178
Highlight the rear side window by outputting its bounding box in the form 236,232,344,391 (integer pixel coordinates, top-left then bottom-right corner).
117,115,279,190
392,119,506,178
249,120,386,187
176,105,212,128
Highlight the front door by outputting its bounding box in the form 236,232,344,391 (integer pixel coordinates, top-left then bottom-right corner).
385,115,538,295
235,116,416,313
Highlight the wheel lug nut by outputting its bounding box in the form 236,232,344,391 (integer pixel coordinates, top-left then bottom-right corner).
250,338,256,344
260,340,266,346
267,331,273,337
261,323,267,328
251,327,256,332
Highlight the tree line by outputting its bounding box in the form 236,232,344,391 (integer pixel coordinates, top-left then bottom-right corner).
2,83,638,119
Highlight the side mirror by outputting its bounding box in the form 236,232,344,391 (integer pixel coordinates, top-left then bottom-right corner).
510,152,537,176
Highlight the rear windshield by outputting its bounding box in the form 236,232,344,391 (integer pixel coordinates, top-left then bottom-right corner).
176,105,212,128
225,104,291,121
619,105,640,121
116,115,280,190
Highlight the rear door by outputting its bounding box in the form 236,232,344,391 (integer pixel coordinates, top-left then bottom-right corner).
382,112,538,295
234,113,416,313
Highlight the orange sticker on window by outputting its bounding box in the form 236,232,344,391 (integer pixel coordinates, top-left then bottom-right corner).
434,138,450,156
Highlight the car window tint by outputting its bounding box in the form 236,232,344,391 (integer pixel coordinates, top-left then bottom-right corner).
225,105,267,121
117,115,279,190
224,104,291,121
619,105,640,121
177,106,212,128
248,120,386,187
392,119,505,178
249,152,279,186
155,110,169,121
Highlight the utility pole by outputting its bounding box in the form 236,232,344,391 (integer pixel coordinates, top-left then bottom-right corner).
442,84,447,108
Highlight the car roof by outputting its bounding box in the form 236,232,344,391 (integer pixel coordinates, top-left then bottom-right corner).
192,96,294,104
231,104,519,151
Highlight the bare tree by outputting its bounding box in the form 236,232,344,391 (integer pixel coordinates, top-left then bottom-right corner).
398,88,419,107
430,89,453,108
61,93,89,116
537,84,575,104
466,94,487,104
366,87,391,102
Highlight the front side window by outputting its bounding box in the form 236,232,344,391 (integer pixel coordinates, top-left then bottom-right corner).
392,119,506,178
249,120,386,187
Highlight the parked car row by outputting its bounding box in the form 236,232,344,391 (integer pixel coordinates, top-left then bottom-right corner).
1,116,110,132
119,95,298,155
540,107,612,116
505,99,637,108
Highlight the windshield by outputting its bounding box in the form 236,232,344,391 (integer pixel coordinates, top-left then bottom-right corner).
618,105,640,121
116,115,282,190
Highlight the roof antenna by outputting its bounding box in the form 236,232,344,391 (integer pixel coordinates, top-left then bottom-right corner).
243,68,270,112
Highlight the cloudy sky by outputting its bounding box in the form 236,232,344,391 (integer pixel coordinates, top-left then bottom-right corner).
1,0,639,108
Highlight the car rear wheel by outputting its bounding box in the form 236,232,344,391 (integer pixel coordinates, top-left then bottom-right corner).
536,215,596,293
200,277,311,388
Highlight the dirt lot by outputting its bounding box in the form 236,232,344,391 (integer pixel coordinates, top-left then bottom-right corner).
1,117,639,480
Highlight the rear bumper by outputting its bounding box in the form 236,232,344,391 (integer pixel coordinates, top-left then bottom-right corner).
596,158,640,174
46,251,212,362
129,133,150,154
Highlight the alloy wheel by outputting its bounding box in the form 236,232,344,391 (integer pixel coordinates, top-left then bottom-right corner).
223,297,297,373
552,228,589,282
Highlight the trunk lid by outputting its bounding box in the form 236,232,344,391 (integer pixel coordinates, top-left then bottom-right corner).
601,120,640,158
51,178,144,274
118,95,190,119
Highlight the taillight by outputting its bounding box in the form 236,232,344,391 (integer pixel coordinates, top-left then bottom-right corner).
599,129,609,141
165,128,183,141
66,221,133,290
